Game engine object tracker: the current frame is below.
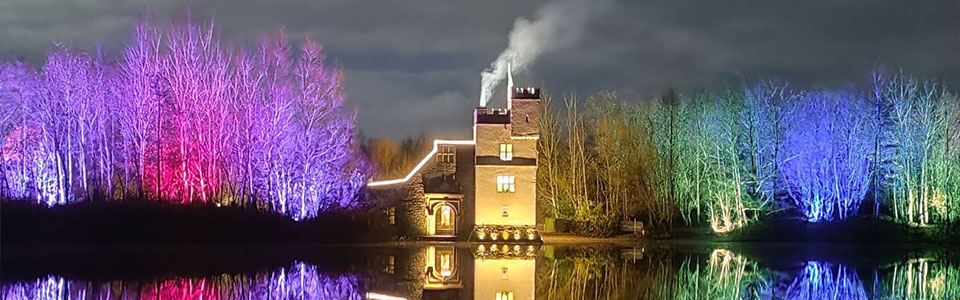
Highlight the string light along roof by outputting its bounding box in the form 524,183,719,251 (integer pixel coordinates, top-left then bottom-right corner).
367,139,475,187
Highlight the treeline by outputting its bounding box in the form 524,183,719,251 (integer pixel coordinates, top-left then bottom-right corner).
538,71,960,235
0,20,367,220
361,134,433,180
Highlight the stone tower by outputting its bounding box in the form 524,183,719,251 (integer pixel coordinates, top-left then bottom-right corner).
472,86,541,241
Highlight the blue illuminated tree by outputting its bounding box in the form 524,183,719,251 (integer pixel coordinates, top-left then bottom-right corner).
780,90,877,222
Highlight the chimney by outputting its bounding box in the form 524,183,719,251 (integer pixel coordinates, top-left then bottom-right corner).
506,62,514,110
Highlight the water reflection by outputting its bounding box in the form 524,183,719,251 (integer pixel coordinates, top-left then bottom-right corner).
534,246,960,300
784,262,866,300
671,249,771,299
1,262,362,300
366,244,538,300
881,258,960,300
2,245,958,299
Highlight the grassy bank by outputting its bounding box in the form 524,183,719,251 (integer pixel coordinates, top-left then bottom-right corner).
546,213,959,244
662,216,960,243
0,200,391,246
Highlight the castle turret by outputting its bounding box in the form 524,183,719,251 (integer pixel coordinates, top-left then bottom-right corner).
509,87,541,138
472,84,541,241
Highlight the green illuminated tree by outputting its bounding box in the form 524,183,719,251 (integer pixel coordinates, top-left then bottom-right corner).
877,71,960,226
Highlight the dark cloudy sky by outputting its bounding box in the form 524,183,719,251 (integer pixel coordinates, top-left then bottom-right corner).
1,0,957,139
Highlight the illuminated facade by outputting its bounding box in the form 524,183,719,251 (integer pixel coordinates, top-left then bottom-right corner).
472,86,540,241
369,84,541,241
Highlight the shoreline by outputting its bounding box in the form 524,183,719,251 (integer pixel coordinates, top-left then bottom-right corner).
4,236,955,250
4,201,957,246
4,239,955,281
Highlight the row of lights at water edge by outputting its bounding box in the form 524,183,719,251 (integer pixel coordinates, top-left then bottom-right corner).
475,227,538,241
476,244,537,257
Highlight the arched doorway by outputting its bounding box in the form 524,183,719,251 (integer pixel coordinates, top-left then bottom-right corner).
435,204,456,236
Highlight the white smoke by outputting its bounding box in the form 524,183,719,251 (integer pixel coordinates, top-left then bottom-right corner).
478,0,611,106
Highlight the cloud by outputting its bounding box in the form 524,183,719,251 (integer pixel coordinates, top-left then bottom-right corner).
1,0,956,138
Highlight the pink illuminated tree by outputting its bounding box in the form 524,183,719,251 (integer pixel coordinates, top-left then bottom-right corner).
162,20,234,203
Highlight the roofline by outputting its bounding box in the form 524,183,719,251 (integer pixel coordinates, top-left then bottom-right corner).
367,139,475,187
425,193,464,199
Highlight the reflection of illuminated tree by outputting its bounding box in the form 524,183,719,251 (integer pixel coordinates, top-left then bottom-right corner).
0,276,65,300
670,249,770,300
785,262,867,300
537,248,774,299
0,262,362,300
882,258,960,300
537,247,648,300
538,248,772,299
536,247,960,300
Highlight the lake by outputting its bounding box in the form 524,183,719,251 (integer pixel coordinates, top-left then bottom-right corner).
1,242,957,299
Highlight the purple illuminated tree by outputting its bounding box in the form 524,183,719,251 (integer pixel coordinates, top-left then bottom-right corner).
0,62,33,199
37,46,87,205
250,31,297,213
241,33,365,218
288,39,358,218
115,21,164,200
226,47,265,208
0,18,370,218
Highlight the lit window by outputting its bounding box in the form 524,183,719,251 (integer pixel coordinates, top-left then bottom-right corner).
496,291,514,300
388,207,396,225
501,267,509,280
496,175,515,193
499,144,513,161
502,206,509,217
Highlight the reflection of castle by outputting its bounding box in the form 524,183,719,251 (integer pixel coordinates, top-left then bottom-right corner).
366,245,537,300
473,244,538,300
369,80,542,241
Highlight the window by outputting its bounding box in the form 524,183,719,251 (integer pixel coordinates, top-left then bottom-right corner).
496,291,514,300
501,267,509,280
385,256,395,274
502,206,509,217
499,144,513,161
496,175,515,193
387,207,396,225
437,145,454,163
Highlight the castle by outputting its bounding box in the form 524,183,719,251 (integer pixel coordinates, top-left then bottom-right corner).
368,82,542,242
